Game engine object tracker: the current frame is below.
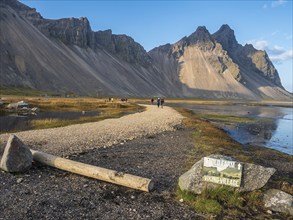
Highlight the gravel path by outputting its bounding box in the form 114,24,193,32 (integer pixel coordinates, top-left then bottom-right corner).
0,105,184,156
0,105,206,219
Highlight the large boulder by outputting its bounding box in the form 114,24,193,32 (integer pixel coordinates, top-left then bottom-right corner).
178,154,276,194
0,135,33,172
264,189,293,215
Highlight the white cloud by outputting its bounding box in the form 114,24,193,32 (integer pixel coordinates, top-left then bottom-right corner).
251,40,268,50
249,40,293,64
271,0,287,8
268,45,286,55
270,50,293,63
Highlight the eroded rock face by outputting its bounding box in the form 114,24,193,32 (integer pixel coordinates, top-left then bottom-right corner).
36,17,93,48
0,135,32,172
1,0,291,100
243,45,282,87
264,189,293,215
178,154,276,194
213,24,283,88
3,0,151,67
112,35,152,67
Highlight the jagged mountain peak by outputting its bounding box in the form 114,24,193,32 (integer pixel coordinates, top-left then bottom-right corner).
218,24,233,33
213,24,238,50
243,43,257,52
187,26,213,44
1,0,291,100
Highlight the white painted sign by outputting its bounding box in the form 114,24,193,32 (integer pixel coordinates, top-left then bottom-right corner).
202,157,243,187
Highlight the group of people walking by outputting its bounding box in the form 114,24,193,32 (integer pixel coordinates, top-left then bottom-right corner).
151,98,164,108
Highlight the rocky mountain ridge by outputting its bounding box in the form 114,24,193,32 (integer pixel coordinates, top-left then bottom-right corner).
8,0,152,68
0,0,291,100
149,25,289,99
212,24,282,87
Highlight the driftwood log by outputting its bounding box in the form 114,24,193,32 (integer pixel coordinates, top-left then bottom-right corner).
30,149,154,192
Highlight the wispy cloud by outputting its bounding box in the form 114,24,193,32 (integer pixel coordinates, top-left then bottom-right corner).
251,40,268,50
249,40,293,63
271,0,287,8
270,50,293,63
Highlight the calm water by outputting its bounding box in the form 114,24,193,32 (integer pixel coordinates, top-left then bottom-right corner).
0,111,99,133
168,103,293,155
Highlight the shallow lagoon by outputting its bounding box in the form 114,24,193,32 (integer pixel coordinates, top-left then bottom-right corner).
168,103,293,155
0,111,99,133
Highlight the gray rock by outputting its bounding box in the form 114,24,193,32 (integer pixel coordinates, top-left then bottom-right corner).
240,163,276,192
264,189,293,215
178,157,211,194
0,135,33,172
178,154,276,194
16,178,23,183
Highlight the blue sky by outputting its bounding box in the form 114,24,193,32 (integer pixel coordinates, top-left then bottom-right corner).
21,0,293,93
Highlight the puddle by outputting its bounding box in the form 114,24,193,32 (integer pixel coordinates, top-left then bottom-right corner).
0,111,100,133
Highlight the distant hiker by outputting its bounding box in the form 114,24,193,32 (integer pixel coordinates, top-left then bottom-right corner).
157,98,161,108
151,98,154,105
161,98,164,108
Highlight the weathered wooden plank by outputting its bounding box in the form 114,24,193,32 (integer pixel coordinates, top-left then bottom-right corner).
31,149,154,192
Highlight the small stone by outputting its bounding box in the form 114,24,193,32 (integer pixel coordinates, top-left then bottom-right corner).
16,178,23,183
267,210,272,214
83,184,88,188
130,195,135,199
264,189,293,215
179,198,184,203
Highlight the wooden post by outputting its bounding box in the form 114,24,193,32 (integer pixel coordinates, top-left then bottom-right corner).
30,149,154,192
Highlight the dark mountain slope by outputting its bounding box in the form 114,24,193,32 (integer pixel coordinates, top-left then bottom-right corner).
0,0,173,96
0,0,291,100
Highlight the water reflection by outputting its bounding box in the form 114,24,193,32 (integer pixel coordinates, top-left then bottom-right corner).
0,111,99,133
168,103,293,155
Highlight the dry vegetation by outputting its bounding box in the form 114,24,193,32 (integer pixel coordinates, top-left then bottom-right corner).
175,108,293,219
